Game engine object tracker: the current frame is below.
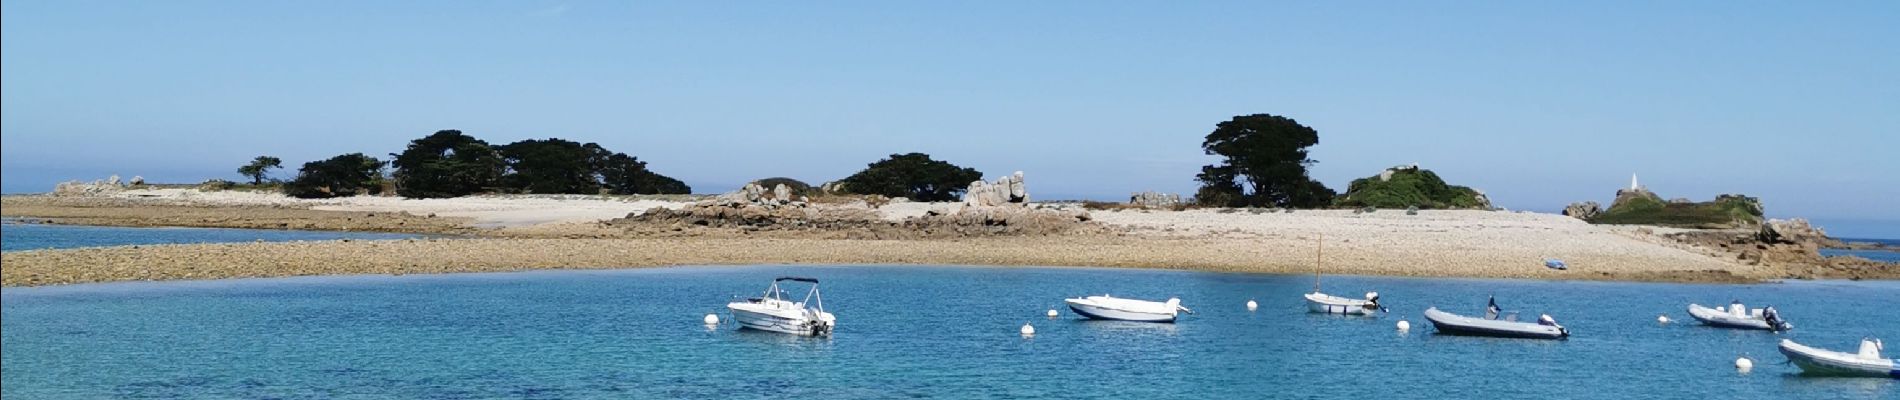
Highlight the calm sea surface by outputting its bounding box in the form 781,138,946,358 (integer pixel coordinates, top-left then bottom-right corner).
0,221,423,252
4,265,1896,399
1823,238,1900,263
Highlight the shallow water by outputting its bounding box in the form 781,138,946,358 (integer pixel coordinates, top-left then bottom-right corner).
0,221,424,252
1824,238,1900,263
3,266,1895,399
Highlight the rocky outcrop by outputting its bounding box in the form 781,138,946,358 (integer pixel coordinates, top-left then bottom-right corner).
714,183,802,207
129,176,145,186
52,176,130,196
614,198,1095,239
963,171,1027,207
1756,218,1841,248
1130,191,1182,208
1563,201,1601,220
1609,187,1662,210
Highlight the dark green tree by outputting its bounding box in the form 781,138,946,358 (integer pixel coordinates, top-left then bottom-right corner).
283,153,386,198
592,148,692,195
835,153,982,201
494,139,691,195
497,138,602,194
1194,114,1336,208
390,130,506,198
237,156,283,185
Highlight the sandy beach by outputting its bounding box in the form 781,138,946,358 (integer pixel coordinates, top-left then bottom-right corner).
3,189,1892,286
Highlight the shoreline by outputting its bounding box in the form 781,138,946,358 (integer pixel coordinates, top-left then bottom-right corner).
4,192,1895,287
0,237,1772,287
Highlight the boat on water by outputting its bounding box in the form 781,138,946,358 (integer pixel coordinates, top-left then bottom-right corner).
1305,292,1384,315
726,276,836,336
1303,233,1386,315
1778,338,1897,378
1423,297,1568,339
1065,295,1193,323
1686,301,1790,331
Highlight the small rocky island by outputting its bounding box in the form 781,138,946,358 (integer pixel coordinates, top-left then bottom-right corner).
1335,165,1491,209
1563,176,1891,279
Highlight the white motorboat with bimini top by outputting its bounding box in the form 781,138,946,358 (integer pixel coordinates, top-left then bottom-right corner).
1778,338,1896,378
1686,300,1790,331
1065,295,1193,323
1303,233,1386,315
727,276,835,336
1423,296,1568,340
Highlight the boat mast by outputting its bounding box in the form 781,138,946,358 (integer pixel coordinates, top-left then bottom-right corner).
1314,233,1323,293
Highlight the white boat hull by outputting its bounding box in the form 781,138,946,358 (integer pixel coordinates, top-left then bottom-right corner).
729,308,818,336
1065,297,1179,323
1304,292,1380,315
727,300,834,336
1686,304,1790,331
1423,307,1567,340
1778,340,1897,378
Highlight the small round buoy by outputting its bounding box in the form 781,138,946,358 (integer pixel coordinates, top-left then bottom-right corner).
1047,309,1059,318
703,314,719,325
1735,357,1753,371
1657,314,1670,324
1246,300,1258,311
1020,323,1036,336
1396,320,1411,331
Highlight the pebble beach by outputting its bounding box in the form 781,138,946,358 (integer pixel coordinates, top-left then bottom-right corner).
2,189,1890,287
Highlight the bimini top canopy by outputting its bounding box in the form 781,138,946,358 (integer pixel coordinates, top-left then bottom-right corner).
775,276,819,283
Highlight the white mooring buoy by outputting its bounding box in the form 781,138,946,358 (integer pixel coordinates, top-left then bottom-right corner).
1396,319,1411,331
704,313,720,325
1735,357,1753,372
1020,323,1036,336
1246,300,1258,311
1657,314,1671,324
1047,309,1059,318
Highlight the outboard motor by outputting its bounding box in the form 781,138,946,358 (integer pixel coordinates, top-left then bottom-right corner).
1365,292,1385,312
1167,298,1194,314
1762,306,1788,331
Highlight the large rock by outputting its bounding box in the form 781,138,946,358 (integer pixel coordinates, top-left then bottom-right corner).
1757,218,1839,247
715,183,798,207
1129,191,1182,208
963,171,1028,207
52,176,129,197
1562,201,1601,220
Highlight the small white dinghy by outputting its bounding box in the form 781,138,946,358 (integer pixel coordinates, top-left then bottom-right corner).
1686,301,1790,331
1303,234,1386,315
1065,295,1193,323
726,276,836,336
1778,338,1897,378
1305,292,1384,315
1423,297,1568,340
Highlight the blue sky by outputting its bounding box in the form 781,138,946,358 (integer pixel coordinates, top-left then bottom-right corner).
4,1,1896,236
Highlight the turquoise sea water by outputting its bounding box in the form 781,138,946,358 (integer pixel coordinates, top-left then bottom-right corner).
0,221,423,252
4,266,1896,399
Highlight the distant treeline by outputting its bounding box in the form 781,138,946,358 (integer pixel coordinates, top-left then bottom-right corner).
243,130,988,201
242,114,1487,208
246,130,690,199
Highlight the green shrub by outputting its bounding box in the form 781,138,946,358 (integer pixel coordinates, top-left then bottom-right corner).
1336,167,1487,209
